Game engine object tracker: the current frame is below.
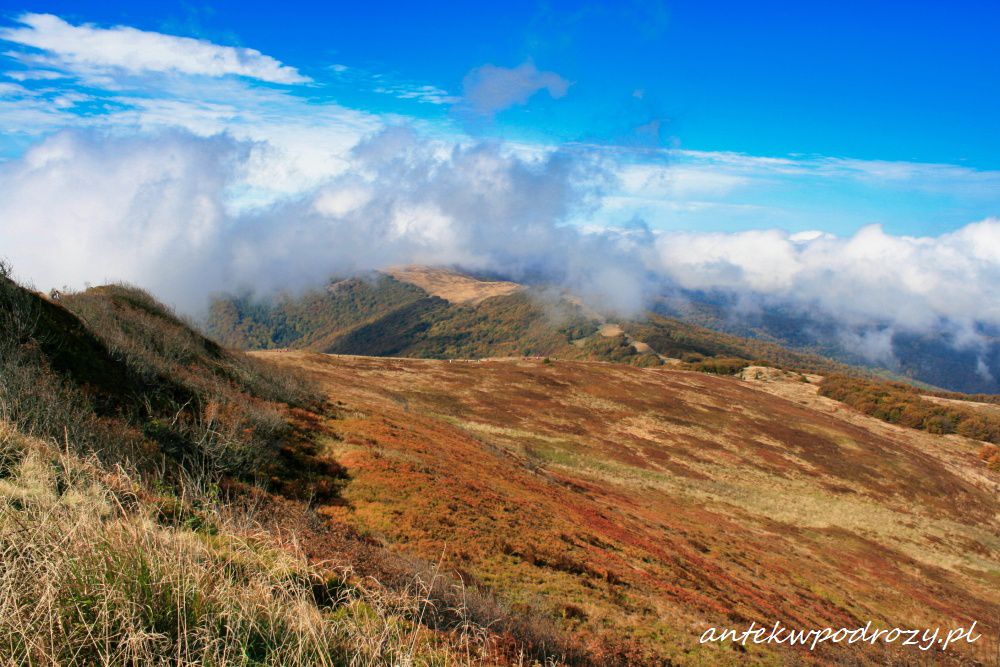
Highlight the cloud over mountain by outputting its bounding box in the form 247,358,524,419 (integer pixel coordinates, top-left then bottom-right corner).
654,222,1000,332
2,124,999,370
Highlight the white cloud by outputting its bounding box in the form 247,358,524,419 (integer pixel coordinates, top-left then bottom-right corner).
652,221,1000,333
0,127,609,311
619,163,749,198
328,62,459,105
461,61,570,116
4,125,999,352
4,68,66,81
313,184,373,217
0,13,308,84
836,328,897,365
0,81,31,97
0,130,240,308
788,230,832,243
373,82,459,105
676,148,1000,197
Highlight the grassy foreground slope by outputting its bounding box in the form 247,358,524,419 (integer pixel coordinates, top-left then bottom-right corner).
261,351,1000,665
0,266,567,666
0,427,490,665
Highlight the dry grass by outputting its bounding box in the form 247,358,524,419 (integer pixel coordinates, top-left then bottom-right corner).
0,425,508,667
1,265,564,666
385,267,522,306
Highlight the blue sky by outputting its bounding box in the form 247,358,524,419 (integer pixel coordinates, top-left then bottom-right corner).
1,1,999,237
7,0,999,163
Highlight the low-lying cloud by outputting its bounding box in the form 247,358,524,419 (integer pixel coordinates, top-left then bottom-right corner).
0,127,625,310
654,223,1000,332
1,125,998,376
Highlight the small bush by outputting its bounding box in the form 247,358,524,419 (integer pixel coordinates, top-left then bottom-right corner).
979,444,1000,471
686,357,750,375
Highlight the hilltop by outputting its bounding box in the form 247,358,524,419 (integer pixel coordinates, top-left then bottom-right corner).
208,266,856,376
384,265,524,305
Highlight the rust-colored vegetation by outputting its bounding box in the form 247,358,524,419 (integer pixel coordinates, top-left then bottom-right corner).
5,259,999,665
262,351,1000,665
979,443,1000,471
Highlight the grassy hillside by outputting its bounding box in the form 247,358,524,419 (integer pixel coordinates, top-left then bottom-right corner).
622,313,854,374
1,268,335,491
0,427,494,665
0,264,574,666
210,276,640,361
262,351,1000,665
326,290,602,359
6,262,1000,664
207,274,429,351
208,271,863,375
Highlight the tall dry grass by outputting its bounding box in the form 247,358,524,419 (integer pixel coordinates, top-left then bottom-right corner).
0,266,570,665
0,425,502,666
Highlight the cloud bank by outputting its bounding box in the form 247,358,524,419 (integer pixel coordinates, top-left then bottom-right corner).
2,125,999,353
0,128,611,310
654,224,1000,333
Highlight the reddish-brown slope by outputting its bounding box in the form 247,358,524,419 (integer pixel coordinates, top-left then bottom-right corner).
259,351,1000,665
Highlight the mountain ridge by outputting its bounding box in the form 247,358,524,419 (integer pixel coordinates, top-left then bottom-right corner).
208,266,866,378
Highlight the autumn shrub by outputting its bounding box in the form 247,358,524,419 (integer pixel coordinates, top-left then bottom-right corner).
575,333,661,367
957,414,1000,442
979,444,1000,471
819,375,1000,444
686,357,751,375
